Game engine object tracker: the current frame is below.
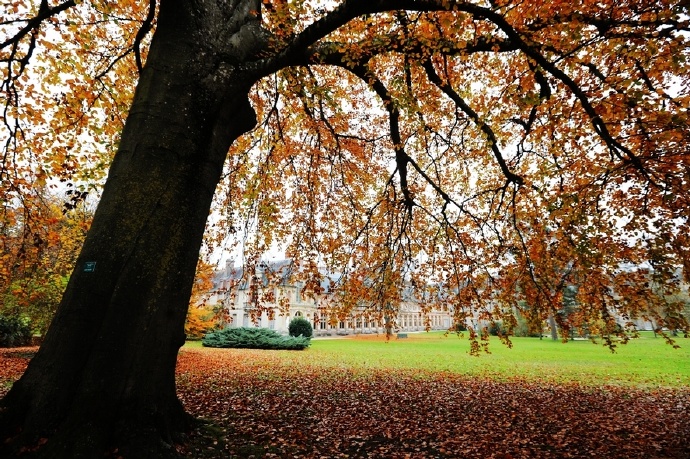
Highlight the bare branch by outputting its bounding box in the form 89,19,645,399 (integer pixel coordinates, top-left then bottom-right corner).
423,59,524,187
466,4,657,179
0,1,76,51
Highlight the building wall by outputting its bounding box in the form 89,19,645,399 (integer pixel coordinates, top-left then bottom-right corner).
210,260,677,336
213,277,452,335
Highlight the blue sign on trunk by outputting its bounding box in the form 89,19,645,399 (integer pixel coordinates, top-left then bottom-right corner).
83,262,97,273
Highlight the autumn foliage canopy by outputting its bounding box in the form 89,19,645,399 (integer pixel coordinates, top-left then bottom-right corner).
2,1,690,340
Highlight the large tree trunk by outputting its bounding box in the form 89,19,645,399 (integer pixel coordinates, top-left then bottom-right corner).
0,1,263,456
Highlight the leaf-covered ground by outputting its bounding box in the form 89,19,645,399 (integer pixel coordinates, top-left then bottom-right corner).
2,346,688,458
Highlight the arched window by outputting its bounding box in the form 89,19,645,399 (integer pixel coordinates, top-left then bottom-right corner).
294,311,303,317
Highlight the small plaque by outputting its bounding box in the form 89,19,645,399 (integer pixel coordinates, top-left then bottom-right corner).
83,262,97,273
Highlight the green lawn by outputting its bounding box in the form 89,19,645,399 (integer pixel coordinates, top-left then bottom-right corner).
316,331,690,388
190,331,690,389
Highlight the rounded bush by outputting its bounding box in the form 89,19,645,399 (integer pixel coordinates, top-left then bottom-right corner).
288,316,313,338
454,322,467,332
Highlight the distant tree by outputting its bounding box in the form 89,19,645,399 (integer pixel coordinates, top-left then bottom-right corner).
184,259,222,339
0,315,32,347
184,305,217,340
1,190,91,335
1,1,689,456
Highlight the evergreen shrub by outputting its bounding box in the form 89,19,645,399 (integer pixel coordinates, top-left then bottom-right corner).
0,315,32,347
487,321,508,336
202,327,311,350
288,316,313,338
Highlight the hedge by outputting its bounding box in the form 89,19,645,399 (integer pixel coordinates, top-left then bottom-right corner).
202,327,311,350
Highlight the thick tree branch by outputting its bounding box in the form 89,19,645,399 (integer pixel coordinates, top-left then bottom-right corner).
252,0,522,74
134,0,157,73
280,28,519,73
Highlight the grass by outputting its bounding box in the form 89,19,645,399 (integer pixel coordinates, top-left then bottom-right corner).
188,330,690,389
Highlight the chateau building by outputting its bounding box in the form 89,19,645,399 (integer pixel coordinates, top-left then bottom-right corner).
207,260,685,336
208,259,453,336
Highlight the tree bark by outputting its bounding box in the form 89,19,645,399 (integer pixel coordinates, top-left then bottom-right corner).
548,314,559,341
0,1,263,456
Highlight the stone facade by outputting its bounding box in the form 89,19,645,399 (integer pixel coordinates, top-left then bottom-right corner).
209,259,453,335
208,260,684,336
